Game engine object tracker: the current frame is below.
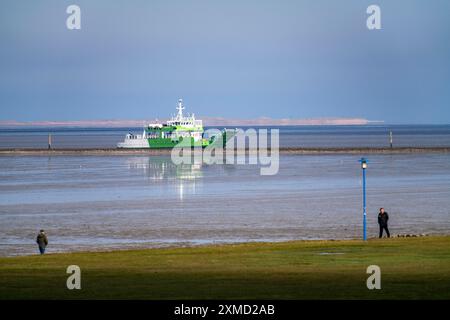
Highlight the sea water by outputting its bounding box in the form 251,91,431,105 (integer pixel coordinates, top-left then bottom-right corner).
1,124,450,148
0,152,449,256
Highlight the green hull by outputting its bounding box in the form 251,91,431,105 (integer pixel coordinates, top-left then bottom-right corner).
146,131,234,149
118,99,236,149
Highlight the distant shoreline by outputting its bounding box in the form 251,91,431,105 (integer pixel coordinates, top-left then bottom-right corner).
0,117,375,128
0,147,449,156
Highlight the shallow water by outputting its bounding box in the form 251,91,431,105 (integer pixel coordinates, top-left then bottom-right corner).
0,153,449,256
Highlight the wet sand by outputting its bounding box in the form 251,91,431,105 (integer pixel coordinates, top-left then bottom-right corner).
1,153,450,256
0,146,449,156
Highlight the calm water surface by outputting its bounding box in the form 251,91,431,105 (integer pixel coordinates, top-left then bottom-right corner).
1,153,449,256
1,125,450,148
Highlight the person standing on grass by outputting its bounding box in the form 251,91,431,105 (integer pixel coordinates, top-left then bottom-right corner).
36,230,48,254
378,208,390,238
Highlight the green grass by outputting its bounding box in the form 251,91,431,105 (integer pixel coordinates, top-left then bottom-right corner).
1,236,449,299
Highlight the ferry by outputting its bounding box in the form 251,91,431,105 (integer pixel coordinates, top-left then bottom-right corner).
117,99,231,149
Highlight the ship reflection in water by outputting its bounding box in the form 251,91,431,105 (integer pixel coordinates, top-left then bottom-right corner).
125,156,205,200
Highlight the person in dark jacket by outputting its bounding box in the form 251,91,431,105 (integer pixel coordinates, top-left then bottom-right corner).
36,230,48,254
378,208,390,238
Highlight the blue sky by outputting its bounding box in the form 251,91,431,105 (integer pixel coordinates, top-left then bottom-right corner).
1,0,449,123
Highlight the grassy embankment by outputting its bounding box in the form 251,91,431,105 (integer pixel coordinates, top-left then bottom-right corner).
0,236,449,299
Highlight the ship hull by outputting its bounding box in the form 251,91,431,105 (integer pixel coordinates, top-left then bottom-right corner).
117,137,209,149
117,130,234,149
116,99,234,149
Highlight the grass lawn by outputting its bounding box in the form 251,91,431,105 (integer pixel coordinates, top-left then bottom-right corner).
0,236,449,300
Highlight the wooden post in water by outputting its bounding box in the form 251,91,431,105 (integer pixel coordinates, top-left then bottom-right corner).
389,130,393,149
48,133,52,150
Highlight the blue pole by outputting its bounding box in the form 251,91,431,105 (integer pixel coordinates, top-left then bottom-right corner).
363,167,367,241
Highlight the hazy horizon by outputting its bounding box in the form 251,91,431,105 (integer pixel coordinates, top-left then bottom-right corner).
0,116,376,128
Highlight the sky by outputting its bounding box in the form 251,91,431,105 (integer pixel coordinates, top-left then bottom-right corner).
0,0,449,123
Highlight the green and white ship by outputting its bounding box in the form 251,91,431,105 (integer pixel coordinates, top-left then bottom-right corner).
117,99,230,149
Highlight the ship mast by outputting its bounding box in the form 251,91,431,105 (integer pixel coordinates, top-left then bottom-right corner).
176,99,185,120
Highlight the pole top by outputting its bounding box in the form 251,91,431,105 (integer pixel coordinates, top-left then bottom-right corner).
359,157,368,169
